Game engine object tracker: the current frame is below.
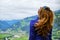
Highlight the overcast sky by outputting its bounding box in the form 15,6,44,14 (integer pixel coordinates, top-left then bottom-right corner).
0,0,60,20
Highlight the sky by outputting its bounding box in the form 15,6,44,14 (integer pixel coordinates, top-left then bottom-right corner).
0,0,60,20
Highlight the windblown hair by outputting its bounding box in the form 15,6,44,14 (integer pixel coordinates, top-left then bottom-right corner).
34,6,54,37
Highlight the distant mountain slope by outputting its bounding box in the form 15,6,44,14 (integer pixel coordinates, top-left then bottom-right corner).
0,15,38,33
54,10,60,15
0,21,10,31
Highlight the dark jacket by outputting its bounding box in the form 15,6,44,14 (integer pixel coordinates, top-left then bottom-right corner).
29,17,52,40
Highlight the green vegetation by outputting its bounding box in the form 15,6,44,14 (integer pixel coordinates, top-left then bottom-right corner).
0,33,12,38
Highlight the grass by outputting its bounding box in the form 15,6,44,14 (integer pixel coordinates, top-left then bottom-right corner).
0,33,28,40
0,33,12,38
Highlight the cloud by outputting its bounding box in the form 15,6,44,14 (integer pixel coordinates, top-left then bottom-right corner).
0,0,60,20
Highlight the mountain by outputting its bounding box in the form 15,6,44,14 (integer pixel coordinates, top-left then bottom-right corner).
0,21,10,31
54,10,60,15
0,15,38,33
6,20,20,26
0,20,20,31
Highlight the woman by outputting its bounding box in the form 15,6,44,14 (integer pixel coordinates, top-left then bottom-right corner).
29,6,54,40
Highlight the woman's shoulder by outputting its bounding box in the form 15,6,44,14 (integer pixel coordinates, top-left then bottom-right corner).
30,16,38,27
30,19,38,26
30,16,38,23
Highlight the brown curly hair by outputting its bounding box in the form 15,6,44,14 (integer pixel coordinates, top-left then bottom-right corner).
34,6,54,37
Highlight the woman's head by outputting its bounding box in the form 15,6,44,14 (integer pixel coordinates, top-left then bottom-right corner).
38,6,53,24
35,6,54,37
38,6,51,19
43,6,50,11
